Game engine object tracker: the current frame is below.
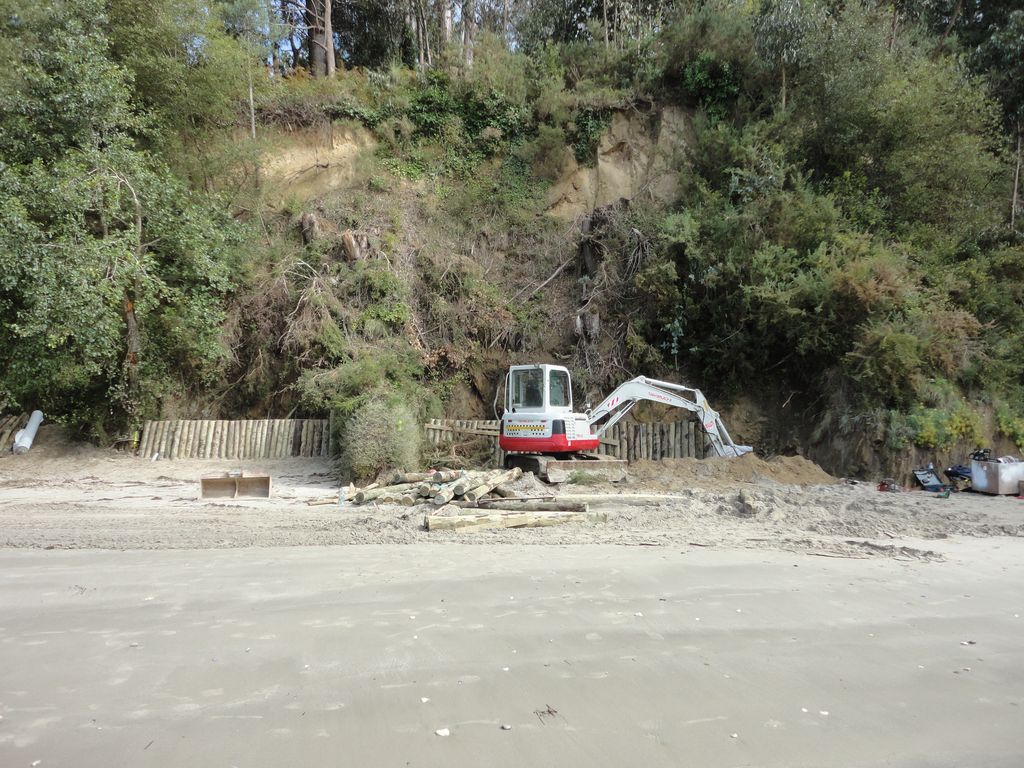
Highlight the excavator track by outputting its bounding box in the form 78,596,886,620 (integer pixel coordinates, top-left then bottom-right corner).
504,453,628,484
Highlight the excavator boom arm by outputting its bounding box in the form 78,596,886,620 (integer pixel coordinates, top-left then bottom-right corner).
587,377,751,458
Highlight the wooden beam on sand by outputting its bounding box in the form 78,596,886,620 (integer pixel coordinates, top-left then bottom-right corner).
424,508,606,531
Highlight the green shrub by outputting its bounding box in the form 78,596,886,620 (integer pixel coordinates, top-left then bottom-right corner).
342,398,421,481
887,403,983,450
995,403,1024,451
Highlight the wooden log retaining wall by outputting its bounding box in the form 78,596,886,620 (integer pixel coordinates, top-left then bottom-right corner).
0,413,28,451
137,418,331,460
423,418,709,465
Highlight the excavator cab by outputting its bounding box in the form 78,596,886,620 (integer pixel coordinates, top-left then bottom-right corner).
500,365,600,454
507,365,571,413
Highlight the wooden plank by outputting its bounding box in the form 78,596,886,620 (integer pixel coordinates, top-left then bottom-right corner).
686,421,695,458
425,508,607,532
320,419,329,456
225,421,234,460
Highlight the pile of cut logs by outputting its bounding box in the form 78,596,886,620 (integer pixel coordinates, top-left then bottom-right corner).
323,468,606,532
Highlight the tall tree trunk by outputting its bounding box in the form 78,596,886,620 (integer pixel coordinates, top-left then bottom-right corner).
247,69,256,140
306,0,335,77
887,2,899,52
461,0,474,68
781,64,787,110
325,0,335,76
1012,128,1022,230
602,0,609,48
933,0,964,59
421,0,432,65
442,0,452,44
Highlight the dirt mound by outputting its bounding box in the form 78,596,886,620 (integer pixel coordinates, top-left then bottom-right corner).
627,453,837,490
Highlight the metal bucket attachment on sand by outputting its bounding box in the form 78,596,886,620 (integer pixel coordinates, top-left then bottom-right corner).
201,471,272,499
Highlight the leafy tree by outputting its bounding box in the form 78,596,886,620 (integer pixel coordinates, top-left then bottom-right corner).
753,0,821,109
0,0,237,438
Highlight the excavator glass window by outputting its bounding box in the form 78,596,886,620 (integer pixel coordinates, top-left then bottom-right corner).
510,368,544,409
549,370,571,407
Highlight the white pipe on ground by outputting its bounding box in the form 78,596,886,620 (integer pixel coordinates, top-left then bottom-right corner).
13,410,43,454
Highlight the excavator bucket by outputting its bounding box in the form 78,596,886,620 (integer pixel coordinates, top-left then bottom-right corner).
200,471,272,499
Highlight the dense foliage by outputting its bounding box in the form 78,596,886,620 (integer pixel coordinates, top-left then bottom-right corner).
1,0,1021,467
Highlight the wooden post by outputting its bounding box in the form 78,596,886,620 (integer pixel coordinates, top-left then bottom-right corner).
268,419,278,458
149,420,162,457
180,420,191,459
277,419,287,458
198,420,209,458
151,421,163,456
168,421,181,460
139,421,153,457
227,421,236,460
182,420,195,459
203,420,215,459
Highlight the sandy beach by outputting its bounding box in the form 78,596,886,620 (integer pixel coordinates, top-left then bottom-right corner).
2,440,1023,766
1,541,1023,767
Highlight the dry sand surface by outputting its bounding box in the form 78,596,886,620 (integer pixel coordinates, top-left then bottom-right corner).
1,542,1022,767
1,436,1022,559
2,433,1024,766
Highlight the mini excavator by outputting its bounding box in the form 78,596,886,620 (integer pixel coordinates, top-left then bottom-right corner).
498,364,751,481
